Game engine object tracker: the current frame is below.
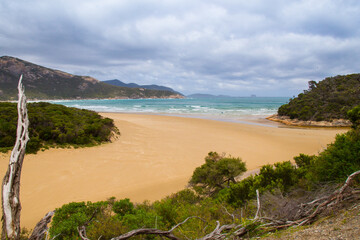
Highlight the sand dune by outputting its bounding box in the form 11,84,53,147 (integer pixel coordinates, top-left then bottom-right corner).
0,113,347,229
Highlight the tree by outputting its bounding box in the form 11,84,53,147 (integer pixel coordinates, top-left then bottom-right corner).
189,152,247,196
308,80,317,90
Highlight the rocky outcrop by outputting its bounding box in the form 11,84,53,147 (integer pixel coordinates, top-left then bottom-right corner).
267,114,351,127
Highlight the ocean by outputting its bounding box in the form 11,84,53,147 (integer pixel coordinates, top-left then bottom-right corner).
49,97,289,122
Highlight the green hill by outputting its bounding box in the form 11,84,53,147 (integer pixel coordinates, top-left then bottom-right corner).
0,56,183,100
103,79,183,95
278,74,360,121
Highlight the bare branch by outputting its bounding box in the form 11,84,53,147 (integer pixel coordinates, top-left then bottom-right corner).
78,226,91,240
301,196,328,207
222,206,235,222
254,189,261,220
200,221,221,240
169,216,204,232
110,228,180,240
337,170,360,201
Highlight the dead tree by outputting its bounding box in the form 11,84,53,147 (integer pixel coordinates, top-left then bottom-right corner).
1,75,30,240
0,76,54,240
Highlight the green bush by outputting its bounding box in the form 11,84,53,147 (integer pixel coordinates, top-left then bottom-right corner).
218,176,256,207
308,129,360,182
347,105,360,128
49,195,235,240
0,102,119,153
294,153,314,168
112,198,134,216
219,161,301,207
189,152,247,196
49,201,108,240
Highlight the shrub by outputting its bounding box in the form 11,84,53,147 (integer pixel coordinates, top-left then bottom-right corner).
49,201,108,240
308,129,360,182
347,105,360,128
220,161,301,207
0,102,119,153
112,198,134,216
189,152,247,196
294,153,314,168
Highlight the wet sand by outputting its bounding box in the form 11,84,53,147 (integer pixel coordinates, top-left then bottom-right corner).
0,113,347,229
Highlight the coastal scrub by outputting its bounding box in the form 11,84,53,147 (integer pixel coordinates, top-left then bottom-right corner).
0,102,119,153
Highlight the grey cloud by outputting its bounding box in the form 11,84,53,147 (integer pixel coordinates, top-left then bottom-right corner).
1,0,360,96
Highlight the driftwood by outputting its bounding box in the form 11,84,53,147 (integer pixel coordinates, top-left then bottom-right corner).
1,75,30,240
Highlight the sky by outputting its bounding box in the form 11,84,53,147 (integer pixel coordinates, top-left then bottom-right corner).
1,0,360,97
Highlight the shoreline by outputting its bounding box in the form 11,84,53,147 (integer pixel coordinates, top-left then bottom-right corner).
100,111,284,128
0,112,347,229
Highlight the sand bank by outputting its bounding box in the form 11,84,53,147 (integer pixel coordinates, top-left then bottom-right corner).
0,113,347,229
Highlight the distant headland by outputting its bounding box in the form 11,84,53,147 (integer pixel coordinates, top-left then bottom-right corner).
0,56,184,101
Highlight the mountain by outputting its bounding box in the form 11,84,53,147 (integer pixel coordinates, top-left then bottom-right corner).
274,73,360,123
103,79,183,95
0,56,183,100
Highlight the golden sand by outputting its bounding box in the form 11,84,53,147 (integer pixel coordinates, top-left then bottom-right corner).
0,113,347,228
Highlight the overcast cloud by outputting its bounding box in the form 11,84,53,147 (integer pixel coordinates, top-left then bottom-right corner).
1,0,360,96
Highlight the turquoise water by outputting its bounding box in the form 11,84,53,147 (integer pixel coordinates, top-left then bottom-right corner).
49,97,289,120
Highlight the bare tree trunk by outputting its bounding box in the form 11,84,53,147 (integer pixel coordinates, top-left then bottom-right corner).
1,75,30,240
28,211,55,240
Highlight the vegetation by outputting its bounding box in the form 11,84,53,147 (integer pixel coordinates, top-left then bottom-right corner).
189,152,247,196
49,192,237,240
278,74,360,121
0,102,119,153
48,105,360,239
347,105,360,128
103,79,182,95
218,161,300,207
220,106,360,207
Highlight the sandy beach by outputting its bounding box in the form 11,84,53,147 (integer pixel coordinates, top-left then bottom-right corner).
0,113,347,229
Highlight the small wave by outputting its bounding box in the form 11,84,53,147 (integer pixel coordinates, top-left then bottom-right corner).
49,97,286,117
